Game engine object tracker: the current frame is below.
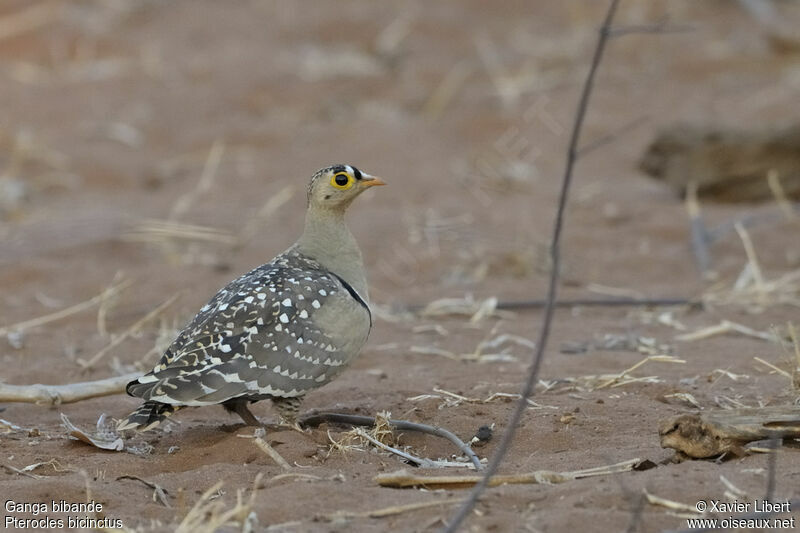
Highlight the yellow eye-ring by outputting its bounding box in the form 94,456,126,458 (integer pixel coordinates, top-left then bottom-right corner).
331,172,354,189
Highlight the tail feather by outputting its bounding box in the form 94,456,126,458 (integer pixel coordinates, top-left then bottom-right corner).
117,401,183,432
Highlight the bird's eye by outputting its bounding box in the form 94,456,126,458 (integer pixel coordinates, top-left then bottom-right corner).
331,172,353,189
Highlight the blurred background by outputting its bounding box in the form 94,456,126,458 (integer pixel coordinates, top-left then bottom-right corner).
1,1,799,530
2,1,799,303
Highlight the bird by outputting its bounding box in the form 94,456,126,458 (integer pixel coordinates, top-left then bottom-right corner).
117,164,384,432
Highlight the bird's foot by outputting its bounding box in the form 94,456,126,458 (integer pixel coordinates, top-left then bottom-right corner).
278,417,307,434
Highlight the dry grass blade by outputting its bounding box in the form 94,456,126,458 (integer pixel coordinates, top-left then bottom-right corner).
419,295,514,322
409,346,459,359
594,355,685,389
328,411,396,453
473,33,523,108
343,412,479,469
267,473,322,484
322,498,465,522
353,427,436,467
544,354,685,393
304,412,482,470
423,61,472,119
717,268,800,308
0,418,26,432
753,356,793,380
711,369,750,382
685,181,713,277
238,185,295,245
124,219,237,245
2,463,44,479
410,332,536,364
375,11,415,57
586,283,644,299
77,292,181,369
20,458,71,474
0,279,132,338
175,476,260,533
169,140,225,221
676,320,780,343
703,226,800,310
644,490,700,515
720,475,748,500
664,392,702,409
734,222,766,296
767,169,796,221
96,273,125,337
408,388,556,410
468,333,535,362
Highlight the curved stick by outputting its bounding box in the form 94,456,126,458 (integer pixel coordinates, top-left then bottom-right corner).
300,412,483,471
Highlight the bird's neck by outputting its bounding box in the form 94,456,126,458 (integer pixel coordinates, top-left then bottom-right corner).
295,208,369,303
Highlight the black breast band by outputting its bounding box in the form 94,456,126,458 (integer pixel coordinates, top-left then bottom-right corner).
331,273,372,327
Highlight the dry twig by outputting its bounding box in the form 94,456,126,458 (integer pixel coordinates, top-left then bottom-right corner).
300,412,482,470
377,458,643,489
253,430,292,471
0,372,140,405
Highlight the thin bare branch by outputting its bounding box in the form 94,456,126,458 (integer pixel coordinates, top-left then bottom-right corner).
443,1,622,530
576,115,649,157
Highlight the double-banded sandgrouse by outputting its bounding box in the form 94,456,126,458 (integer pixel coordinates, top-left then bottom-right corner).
118,165,384,431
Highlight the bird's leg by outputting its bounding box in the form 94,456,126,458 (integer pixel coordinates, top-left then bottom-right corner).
272,397,305,433
226,398,262,426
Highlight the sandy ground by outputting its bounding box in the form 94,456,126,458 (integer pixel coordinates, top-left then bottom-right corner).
1,1,799,531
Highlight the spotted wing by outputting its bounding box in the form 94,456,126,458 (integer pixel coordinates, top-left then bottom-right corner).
126,254,348,406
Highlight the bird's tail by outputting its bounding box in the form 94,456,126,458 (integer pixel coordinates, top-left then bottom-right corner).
117,401,183,432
